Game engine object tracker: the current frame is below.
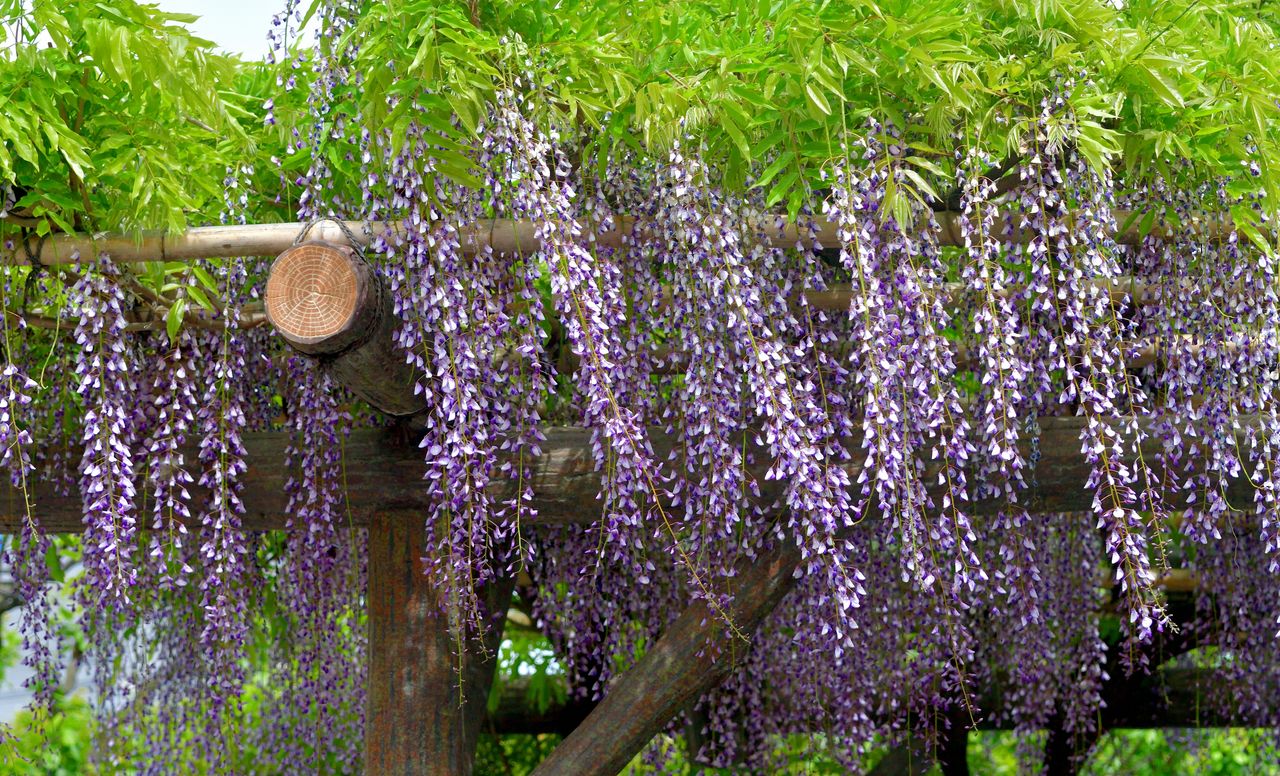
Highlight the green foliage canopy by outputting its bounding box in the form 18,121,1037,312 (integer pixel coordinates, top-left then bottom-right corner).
329,0,1280,232
1,0,1277,248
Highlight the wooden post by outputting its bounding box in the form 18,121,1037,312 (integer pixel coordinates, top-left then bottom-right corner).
367,511,514,776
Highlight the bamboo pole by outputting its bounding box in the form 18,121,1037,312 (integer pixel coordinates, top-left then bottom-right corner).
3,210,1235,268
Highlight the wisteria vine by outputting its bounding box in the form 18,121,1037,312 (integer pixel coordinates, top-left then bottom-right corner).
1,15,1279,776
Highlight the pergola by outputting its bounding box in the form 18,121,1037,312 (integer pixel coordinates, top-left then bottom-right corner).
3,213,1254,775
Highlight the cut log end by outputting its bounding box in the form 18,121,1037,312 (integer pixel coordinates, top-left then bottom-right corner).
265,241,365,350
264,240,428,417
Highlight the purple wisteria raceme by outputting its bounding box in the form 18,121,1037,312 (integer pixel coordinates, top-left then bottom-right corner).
185,254,253,771
825,128,975,604
257,356,363,773
1014,91,1166,645
487,88,666,569
2,363,58,723
144,334,198,582
658,145,862,637
366,115,523,635
73,253,139,606
652,147,757,567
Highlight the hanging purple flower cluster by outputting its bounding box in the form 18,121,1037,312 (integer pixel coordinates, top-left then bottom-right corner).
657,144,863,635
143,334,198,579
495,88,667,558
10,17,1280,773
253,356,363,772
0,360,60,728
73,253,139,607
826,127,977,609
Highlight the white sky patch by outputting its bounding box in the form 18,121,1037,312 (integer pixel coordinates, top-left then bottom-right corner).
154,0,319,60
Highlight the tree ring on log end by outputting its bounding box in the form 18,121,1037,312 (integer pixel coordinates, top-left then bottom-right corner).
265,241,367,352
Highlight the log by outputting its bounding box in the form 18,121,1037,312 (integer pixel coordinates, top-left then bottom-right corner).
265,241,426,417
0,417,1263,533
4,210,1234,268
366,511,514,775
529,542,804,776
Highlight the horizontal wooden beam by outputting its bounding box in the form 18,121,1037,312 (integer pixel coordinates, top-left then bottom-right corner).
4,211,1232,268
491,667,1244,738
0,416,1259,533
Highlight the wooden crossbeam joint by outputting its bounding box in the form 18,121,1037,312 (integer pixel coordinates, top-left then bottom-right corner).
265,240,427,418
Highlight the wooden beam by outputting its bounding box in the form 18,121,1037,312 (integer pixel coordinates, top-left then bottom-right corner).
4,210,1233,268
366,511,514,775
529,542,803,776
264,241,426,417
0,416,1261,533
491,667,1246,740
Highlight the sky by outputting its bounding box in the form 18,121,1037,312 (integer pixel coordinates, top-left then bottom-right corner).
154,0,312,60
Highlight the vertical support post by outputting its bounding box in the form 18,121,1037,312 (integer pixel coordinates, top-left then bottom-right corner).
867,737,935,776
366,511,514,776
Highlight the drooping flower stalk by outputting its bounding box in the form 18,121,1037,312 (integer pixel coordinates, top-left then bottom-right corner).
73,253,140,606
144,334,198,582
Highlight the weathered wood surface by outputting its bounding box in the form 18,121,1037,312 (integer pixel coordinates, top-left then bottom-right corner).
265,242,427,418
366,512,513,776
0,416,1261,533
0,427,597,532
529,543,803,776
6,210,1232,268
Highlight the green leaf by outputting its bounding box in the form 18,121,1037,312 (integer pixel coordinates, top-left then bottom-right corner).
166,298,187,341
753,151,795,190
45,542,64,583
804,82,832,116
721,109,752,163
766,169,800,208
1142,65,1184,108
190,265,219,294
186,285,214,312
